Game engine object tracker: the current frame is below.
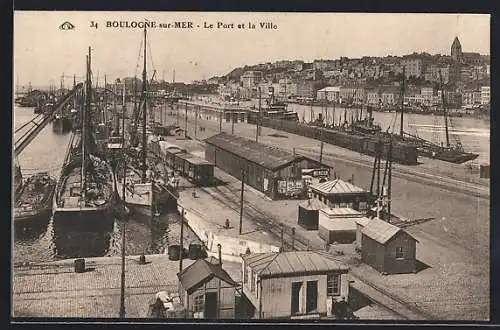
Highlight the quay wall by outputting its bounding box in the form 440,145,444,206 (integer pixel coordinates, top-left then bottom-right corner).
177,199,279,262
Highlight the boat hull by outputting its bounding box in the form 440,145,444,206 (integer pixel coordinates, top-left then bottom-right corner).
53,116,72,134
14,207,52,227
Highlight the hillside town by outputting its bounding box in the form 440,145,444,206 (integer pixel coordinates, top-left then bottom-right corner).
206,37,489,115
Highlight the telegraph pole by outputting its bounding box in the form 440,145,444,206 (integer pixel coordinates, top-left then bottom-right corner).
179,209,185,273
239,170,245,235
256,87,261,142
194,105,198,139
119,87,127,319
184,98,188,138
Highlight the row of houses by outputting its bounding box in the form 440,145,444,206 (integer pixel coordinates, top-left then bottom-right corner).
317,85,491,106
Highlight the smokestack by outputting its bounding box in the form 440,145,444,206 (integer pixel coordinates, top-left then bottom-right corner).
217,243,222,269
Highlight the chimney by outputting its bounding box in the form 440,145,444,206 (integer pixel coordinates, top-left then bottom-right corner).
217,243,223,269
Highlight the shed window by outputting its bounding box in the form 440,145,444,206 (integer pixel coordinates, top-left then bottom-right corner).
396,247,406,259
193,294,204,313
327,274,340,296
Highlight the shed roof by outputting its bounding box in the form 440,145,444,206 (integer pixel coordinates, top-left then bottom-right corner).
205,132,305,170
298,198,325,211
242,251,348,278
177,259,238,293
361,218,418,245
309,179,367,196
355,217,372,227
320,207,364,218
176,153,213,166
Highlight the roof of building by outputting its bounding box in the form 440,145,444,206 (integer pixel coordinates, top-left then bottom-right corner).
242,251,349,278
158,141,186,153
309,179,367,196
298,198,325,211
177,259,238,293
205,132,308,170
320,207,364,218
176,153,213,166
361,218,418,245
355,217,372,227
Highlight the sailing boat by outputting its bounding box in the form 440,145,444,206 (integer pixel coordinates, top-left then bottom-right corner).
115,27,172,220
52,47,116,230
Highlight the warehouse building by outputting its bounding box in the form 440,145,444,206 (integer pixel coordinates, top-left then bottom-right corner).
241,251,350,319
205,132,325,200
360,218,419,275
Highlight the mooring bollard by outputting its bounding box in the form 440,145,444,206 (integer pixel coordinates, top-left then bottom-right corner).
139,254,146,265
74,258,85,273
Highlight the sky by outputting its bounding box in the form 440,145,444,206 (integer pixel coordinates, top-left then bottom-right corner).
14,11,490,88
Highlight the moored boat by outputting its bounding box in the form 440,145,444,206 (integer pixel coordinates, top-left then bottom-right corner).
14,171,56,224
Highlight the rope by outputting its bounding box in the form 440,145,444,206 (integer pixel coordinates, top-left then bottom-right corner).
14,113,45,134
134,38,143,78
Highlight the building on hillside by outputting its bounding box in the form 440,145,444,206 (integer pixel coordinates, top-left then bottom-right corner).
316,86,341,102
451,37,463,63
402,58,423,78
204,132,325,200
278,78,298,99
241,251,349,319
360,218,419,275
481,86,490,105
177,259,239,319
308,179,370,211
339,86,366,104
241,71,263,89
296,80,315,98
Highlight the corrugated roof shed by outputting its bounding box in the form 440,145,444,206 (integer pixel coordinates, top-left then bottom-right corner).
205,132,304,170
361,218,418,245
309,179,367,195
355,217,373,227
242,251,348,278
177,259,238,293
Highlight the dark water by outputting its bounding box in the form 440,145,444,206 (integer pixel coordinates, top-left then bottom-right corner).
13,106,181,263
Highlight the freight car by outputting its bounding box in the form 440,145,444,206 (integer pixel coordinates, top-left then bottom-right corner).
254,117,418,165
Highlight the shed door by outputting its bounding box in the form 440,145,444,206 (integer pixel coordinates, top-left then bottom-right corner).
291,282,302,315
306,280,318,313
204,292,218,319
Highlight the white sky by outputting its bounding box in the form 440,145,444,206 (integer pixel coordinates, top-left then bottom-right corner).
14,11,490,87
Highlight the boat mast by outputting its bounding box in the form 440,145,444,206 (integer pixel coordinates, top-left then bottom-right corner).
400,66,405,138
82,48,91,202
439,71,450,148
141,26,148,183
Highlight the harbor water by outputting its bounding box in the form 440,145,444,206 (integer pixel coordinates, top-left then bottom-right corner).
13,106,182,264
12,104,490,263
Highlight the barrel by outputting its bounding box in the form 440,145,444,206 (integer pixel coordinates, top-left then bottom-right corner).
168,245,180,261
189,243,202,260
74,258,85,273
480,164,490,179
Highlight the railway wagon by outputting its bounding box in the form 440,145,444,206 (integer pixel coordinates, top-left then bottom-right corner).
158,141,186,169
362,138,418,165
174,152,215,186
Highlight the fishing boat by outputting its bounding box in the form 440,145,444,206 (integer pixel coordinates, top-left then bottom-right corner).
52,113,72,133
14,171,56,225
52,47,116,231
115,27,174,220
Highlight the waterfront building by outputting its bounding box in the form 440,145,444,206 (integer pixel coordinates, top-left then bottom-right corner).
308,179,370,211
205,133,324,200
360,218,419,275
316,86,340,102
278,78,298,99
296,80,315,98
339,85,366,104
177,259,239,319
420,87,435,106
241,251,349,319
481,86,490,105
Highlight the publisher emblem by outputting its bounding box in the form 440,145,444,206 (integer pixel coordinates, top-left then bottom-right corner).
59,21,75,30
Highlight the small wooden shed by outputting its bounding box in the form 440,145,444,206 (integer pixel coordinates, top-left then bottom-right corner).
360,218,419,275
309,179,371,211
355,217,373,249
297,199,324,230
177,259,239,319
